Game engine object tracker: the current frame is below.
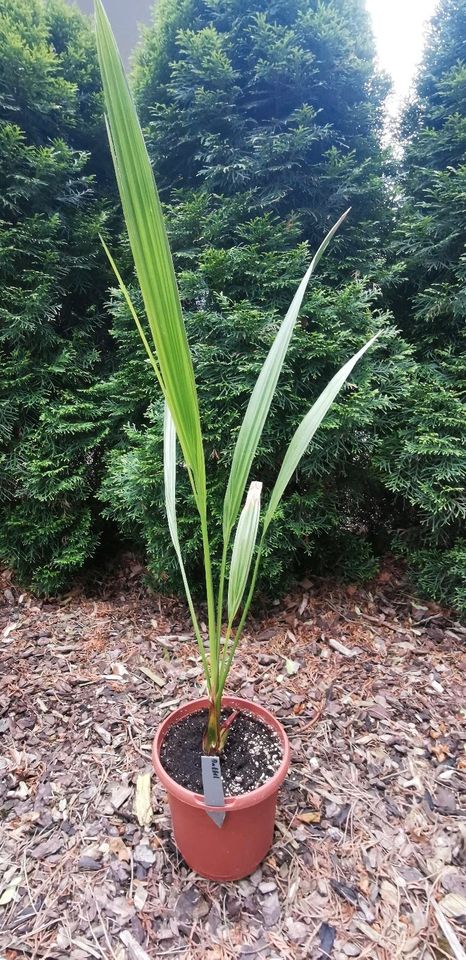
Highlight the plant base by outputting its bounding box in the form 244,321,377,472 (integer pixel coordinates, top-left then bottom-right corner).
152,696,290,881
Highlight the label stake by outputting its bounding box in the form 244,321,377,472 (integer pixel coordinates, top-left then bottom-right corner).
201,755,226,827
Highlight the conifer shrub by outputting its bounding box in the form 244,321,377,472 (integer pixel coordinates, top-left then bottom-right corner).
0,0,114,591
387,0,466,613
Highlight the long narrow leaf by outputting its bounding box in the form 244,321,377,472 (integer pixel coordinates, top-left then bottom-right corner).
95,0,205,501
227,481,262,623
100,236,163,387
163,404,210,686
222,208,350,542
263,333,381,533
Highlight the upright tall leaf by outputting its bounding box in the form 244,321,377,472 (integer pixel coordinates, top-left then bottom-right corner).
263,333,381,533
94,0,205,501
227,481,262,623
222,209,350,542
100,236,162,386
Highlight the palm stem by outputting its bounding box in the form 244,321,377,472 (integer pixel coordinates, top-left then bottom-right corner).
216,539,229,640
199,503,218,693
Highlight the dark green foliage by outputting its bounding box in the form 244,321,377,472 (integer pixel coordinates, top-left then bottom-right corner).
101,0,404,594
0,0,113,592
1,0,464,615
100,190,413,594
134,0,392,276
0,0,102,152
100,0,465,614
387,0,466,614
395,539,466,617
394,2,466,354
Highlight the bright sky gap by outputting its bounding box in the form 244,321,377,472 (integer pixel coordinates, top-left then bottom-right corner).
366,0,439,116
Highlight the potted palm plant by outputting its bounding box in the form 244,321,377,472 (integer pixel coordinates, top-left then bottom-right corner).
95,0,382,880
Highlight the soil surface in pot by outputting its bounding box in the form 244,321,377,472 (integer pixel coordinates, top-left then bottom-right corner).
160,709,282,796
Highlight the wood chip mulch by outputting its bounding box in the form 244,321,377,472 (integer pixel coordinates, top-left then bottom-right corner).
1,560,465,960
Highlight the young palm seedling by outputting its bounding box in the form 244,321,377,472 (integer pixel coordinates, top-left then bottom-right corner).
95,0,381,759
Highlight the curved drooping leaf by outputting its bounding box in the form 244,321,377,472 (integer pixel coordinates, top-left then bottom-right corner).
263,333,381,534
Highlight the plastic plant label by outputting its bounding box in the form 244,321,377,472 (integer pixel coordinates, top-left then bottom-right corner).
201,755,226,828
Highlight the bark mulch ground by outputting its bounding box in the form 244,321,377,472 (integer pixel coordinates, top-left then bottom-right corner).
1,560,465,960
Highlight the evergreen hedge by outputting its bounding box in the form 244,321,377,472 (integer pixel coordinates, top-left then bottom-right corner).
0,0,114,591
386,0,466,614
100,0,409,593
0,0,464,615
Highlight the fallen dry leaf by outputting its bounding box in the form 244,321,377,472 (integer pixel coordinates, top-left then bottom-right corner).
380,879,399,907
133,883,148,911
439,893,466,919
432,901,466,960
134,771,153,827
138,665,166,687
0,875,20,906
296,810,321,824
285,658,300,676
120,929,151,960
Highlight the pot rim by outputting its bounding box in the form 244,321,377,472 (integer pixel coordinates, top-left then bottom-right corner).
152,695,290,811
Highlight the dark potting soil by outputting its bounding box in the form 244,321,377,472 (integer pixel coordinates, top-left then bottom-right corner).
160,709,283,796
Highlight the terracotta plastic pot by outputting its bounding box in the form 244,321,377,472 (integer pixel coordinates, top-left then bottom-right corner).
152,695,290,881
